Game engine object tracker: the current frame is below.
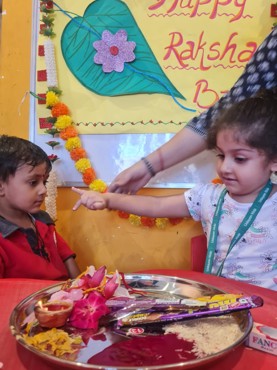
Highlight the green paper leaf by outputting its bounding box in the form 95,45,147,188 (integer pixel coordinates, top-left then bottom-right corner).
61,0,185,100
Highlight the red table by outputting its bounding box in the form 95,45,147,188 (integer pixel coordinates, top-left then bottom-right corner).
0,271,276,370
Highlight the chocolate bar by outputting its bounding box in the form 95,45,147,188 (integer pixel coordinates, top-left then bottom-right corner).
115,295,263,327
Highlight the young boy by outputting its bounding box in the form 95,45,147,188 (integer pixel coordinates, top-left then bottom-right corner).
0,135,80,279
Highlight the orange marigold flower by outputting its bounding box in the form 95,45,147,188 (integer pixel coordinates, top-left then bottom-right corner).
169,217,183,225
117,210,129,219
212,177,223,184
82,168,96,185
51,102,70,117
141,217,156,227
70,148,87,161
60,126,78,140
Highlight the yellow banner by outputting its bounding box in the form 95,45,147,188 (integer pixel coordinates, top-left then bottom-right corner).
36,0,273,134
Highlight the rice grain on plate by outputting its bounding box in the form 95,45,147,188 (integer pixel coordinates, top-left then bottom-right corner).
164,315,243,358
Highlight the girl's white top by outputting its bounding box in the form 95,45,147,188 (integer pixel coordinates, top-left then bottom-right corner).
185,183,277,290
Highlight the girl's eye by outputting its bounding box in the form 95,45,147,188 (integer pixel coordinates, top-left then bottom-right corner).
216,154,224,159
235,157,246,163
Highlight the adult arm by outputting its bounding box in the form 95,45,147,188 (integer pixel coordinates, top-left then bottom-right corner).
108,128,206,194
108,27,277,194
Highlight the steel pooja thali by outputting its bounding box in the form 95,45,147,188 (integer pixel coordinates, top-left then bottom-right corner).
10,273,253,369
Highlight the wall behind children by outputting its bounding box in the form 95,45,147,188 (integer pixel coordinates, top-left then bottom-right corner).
32,0,218,188
31,1,271,188
1,1,273,273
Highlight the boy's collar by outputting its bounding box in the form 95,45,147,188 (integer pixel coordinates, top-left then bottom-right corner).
0,211,54,238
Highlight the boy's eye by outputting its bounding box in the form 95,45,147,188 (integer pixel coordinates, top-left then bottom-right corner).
29,181,38,186
216,153,224,159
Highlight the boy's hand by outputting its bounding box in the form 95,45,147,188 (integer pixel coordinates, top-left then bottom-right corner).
71,187,106,211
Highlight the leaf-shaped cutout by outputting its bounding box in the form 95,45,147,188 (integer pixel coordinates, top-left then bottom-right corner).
61,0,185,100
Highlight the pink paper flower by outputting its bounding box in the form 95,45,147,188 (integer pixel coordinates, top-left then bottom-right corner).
49,288,83,302
78,265,107,290
93,30,136,73
103,273,119,299
69,292,110,330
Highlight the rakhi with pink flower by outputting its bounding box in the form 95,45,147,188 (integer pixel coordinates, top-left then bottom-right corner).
37,1,184,229
22,265,145,356
48,265,132,330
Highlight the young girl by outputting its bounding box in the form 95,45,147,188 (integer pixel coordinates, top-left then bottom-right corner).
72,89,277,290
0,135,80,279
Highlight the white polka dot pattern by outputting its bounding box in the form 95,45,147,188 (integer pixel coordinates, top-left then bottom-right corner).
188,28,277,137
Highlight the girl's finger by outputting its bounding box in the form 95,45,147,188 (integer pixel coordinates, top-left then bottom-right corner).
71,187,84,195
72,199,82,211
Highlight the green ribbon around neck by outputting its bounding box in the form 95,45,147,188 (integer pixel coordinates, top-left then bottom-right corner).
204,180,273,276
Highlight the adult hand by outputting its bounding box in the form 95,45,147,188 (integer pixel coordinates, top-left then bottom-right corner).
108,160,152,194
71,187,106,211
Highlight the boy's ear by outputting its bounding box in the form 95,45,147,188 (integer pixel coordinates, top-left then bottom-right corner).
0,182,5,196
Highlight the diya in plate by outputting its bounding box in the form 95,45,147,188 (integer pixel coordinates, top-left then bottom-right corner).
34,300,73,328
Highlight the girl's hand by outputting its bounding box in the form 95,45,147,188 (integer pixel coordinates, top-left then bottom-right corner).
71,187,106,211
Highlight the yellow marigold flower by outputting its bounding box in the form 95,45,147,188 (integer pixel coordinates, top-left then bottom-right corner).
129,214,141,226
155,217,168,230
89,179,107,193
75,158,91,173
54,115,72,130
65,137,81,151
23,328,82,357
46,91,59,107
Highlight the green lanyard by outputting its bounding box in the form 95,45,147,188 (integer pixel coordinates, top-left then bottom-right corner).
204,179,273,276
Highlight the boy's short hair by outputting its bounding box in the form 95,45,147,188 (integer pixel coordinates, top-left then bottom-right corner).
0,135,52,181
207,87,277,160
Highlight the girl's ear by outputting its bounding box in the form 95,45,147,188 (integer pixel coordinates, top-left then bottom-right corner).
270,158,277,173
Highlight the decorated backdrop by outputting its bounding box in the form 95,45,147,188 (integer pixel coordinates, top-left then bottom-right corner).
31,1,274,190
35,1,272,135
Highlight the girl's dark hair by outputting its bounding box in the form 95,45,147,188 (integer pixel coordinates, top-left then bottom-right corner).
0,135,52,181
207,88,277,160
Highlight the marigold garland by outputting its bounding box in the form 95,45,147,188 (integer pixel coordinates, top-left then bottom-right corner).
39,1,183,229
51,102,70,117
69,148,87,161
60,126,79,140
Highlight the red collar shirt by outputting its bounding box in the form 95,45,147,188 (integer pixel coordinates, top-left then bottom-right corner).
0,211,75,280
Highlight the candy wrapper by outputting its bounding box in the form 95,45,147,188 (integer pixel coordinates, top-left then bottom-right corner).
106,293,243,317
113,295,263,328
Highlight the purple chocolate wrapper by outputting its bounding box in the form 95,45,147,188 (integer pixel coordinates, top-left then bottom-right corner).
105,294,245,323
116,295,263,327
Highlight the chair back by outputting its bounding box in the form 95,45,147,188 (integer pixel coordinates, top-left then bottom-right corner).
190,234,207,272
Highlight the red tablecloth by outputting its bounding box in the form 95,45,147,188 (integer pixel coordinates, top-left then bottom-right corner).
0,271,276,370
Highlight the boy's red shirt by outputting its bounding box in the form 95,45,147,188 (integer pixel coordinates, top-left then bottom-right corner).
0,211,76,279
